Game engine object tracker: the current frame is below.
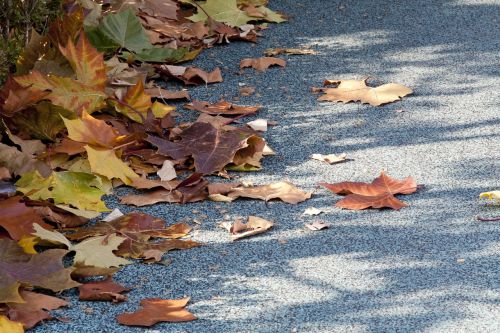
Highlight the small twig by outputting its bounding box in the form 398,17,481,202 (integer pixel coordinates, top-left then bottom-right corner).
477,216,500,222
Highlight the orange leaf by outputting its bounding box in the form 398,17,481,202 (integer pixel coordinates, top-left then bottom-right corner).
114,80,153,123
14,71,106,114
59,31,107,89
117,297,196,326
62,110,118,148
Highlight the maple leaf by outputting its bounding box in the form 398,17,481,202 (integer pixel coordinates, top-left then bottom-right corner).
62,110,119,148
11,102,74,141
66,212,200,258
15,171,109,212
184,100,261,116
157,65,223,85
313,78,413,106
32,224,131,268
240,57,286,72
145,87,190,100
14,71,106,114
187,0,255,27
117,297,196,326
147,122,251,174
0,238,79,303
6,290,68,329
319,171,417,210
0,197,52,241
78,278,130,303
59,31,107,89
264,47,317,56
0,76,49,117
311,153,347,164
138,0,179,20
85,146,138,184
0,315,23,333
113,80,154,123
227,181,312,204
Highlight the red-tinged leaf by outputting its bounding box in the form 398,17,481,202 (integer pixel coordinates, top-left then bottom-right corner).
0,238,80,303
59,31,107,89
0,76,49,117
117,297,196,326
0,197,53,241
14,71,106,114
78,278,130,303
319,172,418,210
47,9,84,47
184,100,261,116
6,290,68,329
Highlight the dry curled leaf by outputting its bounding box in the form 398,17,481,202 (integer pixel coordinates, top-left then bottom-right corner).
264,47,317,56
227,181,311,204
319,171,417,210
184,100,261,116
313,78,412,106
117,297,196,326
144,87,190,100
305,221,330,231
227,216,274,240
158,65,222,85
303,207,324,216
311,153,347,164
240,57,286,72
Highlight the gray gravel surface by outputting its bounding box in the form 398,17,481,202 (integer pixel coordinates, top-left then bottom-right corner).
34,0,500,332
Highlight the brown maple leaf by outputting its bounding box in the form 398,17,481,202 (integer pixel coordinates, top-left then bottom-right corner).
157,65,223,85
240,57,286,72
319,171,417,210
6,290,68,329
117,297,196,326
313,78,412,106
184,100,261,116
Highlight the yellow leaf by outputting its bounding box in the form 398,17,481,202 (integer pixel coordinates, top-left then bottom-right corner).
85,146,138,185
17,236,38,254
152,101,175,118
62,110,118,148
480,191,500,202
0,315,24,333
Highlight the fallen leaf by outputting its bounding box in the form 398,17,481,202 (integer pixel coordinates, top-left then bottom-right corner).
6,290,68,329
145,87,190,100
85,146,139,185
227,181,311,204
239,86,255,96
184,100,260,116
61,110,118,148
313,78,412,106
0,197,52,240
246,119,267,131
117,297,196,326
157,65,222,85
227,216,274,240
187,0,255,27
305,221,330,231
240,57,286,72
319,171,417,210
102,208,124,222
264,47,317,56
67,212,199,258
16,171,109,212
303,207,324,216
480,191,500,202
78,278,130,303
0,315,23,332
311,153,347,164
0,238,79,303
157,160,177,181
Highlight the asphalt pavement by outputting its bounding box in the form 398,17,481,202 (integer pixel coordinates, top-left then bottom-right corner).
34,0,500,332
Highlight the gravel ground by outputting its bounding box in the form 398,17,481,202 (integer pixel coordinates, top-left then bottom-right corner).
34,0,500,332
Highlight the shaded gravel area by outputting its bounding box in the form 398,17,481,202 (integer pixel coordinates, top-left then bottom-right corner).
35,0,499,332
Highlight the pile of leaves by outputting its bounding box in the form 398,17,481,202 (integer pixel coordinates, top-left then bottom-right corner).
0,0,302,330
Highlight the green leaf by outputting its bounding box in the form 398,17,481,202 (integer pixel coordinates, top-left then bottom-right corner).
89,9,152,53
16,171,109,212
187,0,255,27
120,47,188,63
